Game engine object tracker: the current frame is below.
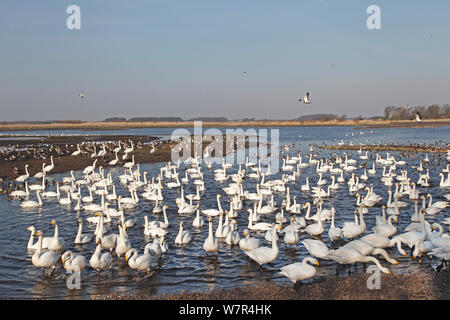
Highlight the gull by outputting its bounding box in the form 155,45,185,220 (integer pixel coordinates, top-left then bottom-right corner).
298,92,311,104
79,91,85,99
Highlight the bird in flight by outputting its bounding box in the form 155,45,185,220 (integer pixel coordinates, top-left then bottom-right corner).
298,92,311,104
413,112,422,122
242,72,246,77
79,91,85,99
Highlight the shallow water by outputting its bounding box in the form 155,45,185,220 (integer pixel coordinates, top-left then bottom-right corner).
0,126,449,299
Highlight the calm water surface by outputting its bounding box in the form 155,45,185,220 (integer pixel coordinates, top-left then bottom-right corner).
0,126,448,299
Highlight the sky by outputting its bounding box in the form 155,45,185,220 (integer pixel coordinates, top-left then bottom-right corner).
1,0,450,121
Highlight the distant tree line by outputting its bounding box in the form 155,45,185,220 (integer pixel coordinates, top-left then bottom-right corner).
383,104,450,120
297,114,347,122
104,116,229,122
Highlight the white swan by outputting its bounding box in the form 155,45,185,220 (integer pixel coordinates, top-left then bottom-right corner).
175,221,192,245
343,240,399,265
372,215,397,238
201,194,224,217
239,229,260,252
31,231,60,273
342,209,366,239
89,240,113,271
26,226,51,250
16,164,30,182
203,217,219,254
61,251,86,273
283,218,299,246
279,257,319,287
115,222,132,257
302,239,330,260
20,191,43,208
328,207,342,241
48,219,66,252
326,247,392,274
74,219,93,244
244,225,281,267
125,248,158,273
192,208,204,228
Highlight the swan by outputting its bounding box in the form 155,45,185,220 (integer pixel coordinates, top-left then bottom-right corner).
115,222,132,257
247,213,272,232
20,191,43,208
426,194,448,209
144,238,165,259
301,177,310,191
10,181,30,198
41,182,60,198
144,216,168,238
302,239,330,260
201,194,224,217
343,240,399,264
192,208,204,228
256,193,277,215
244,225,281,267
372,215,397,237
361,233,407,256
31,231,60,273
48,219,65,252
95,212,117,252
108,152,119,166
328,207,342,241
16,164,30,182
71,144,82,156
305,208,324,236
326,247,392,274
239,229,260,251
59,191,72,205
342,209,366,239
83,159,98,175
225,220,240,246
203,217,219,255
287,195,302,214
283,218,299,246
44,156,55,173
148,205,170,229
61,251,86,273
74,219,93,244
26,226,51,250
123,155,135,169
279,257,319,288
125,248,158,273
178,198,198,214
29,175,46,191
175,221,192,245
386,189,408,208
89,240,113,271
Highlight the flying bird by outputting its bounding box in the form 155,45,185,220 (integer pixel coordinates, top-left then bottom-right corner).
242,72,246,77
79,91,85,99
298,92,311,104
413,112,422,122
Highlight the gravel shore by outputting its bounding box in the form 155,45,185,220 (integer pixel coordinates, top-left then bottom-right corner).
95,267,449,300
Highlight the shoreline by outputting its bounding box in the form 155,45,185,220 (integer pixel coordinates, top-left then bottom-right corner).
1,119,450,131
95,267,450,300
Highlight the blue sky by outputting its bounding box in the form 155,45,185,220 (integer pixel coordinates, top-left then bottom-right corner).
1,0,450,121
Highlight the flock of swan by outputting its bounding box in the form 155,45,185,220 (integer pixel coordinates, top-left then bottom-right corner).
10,138,450,291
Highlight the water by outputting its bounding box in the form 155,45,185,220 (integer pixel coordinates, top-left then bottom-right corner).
0,125,449,299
